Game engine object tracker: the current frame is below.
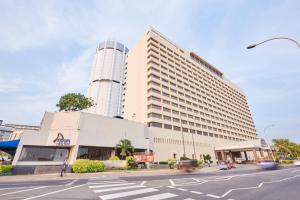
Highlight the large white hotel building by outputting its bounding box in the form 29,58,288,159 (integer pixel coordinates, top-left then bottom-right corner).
123,28,257,143
11,28,271,173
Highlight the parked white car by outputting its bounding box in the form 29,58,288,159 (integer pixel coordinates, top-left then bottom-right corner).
294,160,300,166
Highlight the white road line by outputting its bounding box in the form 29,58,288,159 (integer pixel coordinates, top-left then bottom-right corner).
87,181,126,185
89,183,135,189
94,185,145,193
190,191,203,194
65,179,78,186
191,178,202,182
21,183,87,200
292,169,300,173
177,188,187,191
132,192,178,200
206,194,221,198
183,198,195,200
167,186,175,188
221,174,300,198
0,186,47,197
99,188,158,200
169,179,175,186
140,181,146,186
0,186,33,191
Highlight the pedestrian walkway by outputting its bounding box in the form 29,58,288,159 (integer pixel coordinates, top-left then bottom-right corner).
87,178,180,200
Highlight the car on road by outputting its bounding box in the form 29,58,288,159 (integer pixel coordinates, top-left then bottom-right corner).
176,160,196,171
235,157,246,164
294,160,300,167
219,161,230,170
259,160,279,170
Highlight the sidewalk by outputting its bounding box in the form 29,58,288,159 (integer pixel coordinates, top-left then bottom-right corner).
0,164,258,182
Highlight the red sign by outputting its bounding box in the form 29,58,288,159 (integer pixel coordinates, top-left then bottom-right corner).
134,153,154,163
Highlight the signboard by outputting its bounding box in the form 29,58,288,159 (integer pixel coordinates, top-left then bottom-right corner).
134,152,154,163
53,133,70,146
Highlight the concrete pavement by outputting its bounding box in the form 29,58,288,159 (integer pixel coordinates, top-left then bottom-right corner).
0,165,299,200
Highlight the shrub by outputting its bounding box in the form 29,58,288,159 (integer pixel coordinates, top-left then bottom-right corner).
281,160,294,164
109,156,120,161
180,156,191,160
72,159,105,173
126,156,137,169
191,159,199,167
158,161,168,165
168,158,176,169
197,159,204,167
0,165,13,175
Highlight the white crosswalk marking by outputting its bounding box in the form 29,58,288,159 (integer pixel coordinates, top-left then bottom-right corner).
94,185,145,193
89,183,135,189
132,192,178,200
88,179,180,200
99,188,158,200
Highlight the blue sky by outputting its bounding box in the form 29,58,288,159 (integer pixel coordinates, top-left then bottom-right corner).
0,0,299,142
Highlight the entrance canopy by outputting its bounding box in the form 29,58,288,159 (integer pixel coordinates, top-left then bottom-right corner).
215,139,270,152
0,139,20,155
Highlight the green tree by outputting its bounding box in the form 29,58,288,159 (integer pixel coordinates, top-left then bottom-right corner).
56,93,94,111
115,139,134,159
273,139,300,159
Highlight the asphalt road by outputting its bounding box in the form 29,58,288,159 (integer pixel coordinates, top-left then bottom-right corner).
1,166,300,200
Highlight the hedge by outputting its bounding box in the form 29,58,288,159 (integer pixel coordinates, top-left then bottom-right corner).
281,160,294,164
72,159,105,173
0,165,13,175
126,156,137,169
109,156,120,161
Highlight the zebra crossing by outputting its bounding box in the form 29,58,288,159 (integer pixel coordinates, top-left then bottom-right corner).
87,177,184,200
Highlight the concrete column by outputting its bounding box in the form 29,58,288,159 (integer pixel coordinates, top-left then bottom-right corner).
266,150,271,159
244,151,249,161
252,149,258,163
229,151,233,161
259,149,264,158
68,145,79,165
221,151,225,161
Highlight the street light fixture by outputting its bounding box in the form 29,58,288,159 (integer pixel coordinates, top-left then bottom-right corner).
246,37,300,49
263,124,275,144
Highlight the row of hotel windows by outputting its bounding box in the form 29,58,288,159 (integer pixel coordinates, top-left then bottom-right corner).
147,38,246,104
147,94,256,136
147,109,254,138
148,64,250,116
147,81,254,131
147,63,253,124
153,137,212,147
147,67,253,125
150,122,251,141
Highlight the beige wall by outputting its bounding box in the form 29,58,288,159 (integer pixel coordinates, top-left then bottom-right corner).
122,33,148,123
149,127,237,162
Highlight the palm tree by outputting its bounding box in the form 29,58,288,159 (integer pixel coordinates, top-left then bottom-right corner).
115,139,134,159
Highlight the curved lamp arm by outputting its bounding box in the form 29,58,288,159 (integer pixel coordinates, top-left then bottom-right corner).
247,37,300,49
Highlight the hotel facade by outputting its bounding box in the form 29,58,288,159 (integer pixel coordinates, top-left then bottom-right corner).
9,28,272,173
122,28,258,160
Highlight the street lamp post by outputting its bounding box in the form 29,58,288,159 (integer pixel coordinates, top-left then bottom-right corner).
263,124,275,144
179,113,186,157
247,37,300,49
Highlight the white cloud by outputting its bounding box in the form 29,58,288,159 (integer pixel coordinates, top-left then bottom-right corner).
0,76,23,93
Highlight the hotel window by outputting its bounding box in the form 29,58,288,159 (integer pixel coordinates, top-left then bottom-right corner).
163,115,172,121
163,107,171,112
173,126,181,131
164,124,172,129
173,117,180,123
148,113,162,119
182,128,188,132
181,120,187,124
19,146,69,162
163,99,170,104
149,122,162,128
172,110,179,115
